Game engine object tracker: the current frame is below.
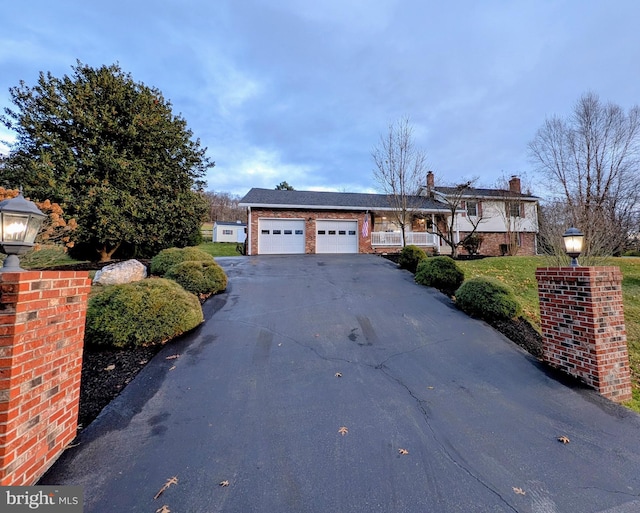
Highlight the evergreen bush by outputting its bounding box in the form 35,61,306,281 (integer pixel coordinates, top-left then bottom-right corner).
455,277,522,322
85,278,203,348
165,260,228,296
150,247,215,276
398,245,428,273
415,256,464,295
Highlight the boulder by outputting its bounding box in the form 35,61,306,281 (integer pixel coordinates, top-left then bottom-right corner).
93,259,148,286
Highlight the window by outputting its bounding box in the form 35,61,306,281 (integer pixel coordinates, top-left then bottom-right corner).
273,230,281,235
509,202,522,218
284,230,292,235
328,230,336,235
295,230,304,235
318,230,326,235
348,230,356,235
261,230,270,235
466,201,478,217
338,230,346,235
222,229,233,235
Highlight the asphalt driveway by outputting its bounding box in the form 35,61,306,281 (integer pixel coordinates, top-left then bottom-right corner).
42,255,640,512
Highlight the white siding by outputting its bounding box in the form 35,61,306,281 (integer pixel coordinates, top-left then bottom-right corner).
454,200,538,233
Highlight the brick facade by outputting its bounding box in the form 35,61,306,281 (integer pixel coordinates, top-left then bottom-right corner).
457,231,537,256
535,267,631,402
248,208,372,255
248,208,537,257
0,270,90,485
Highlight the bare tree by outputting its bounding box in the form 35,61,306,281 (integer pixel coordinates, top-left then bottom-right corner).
203,191,247,223
529,92,640,258
372,117,427,247
538,199,612,266
492,174,534,256
431,179,485,258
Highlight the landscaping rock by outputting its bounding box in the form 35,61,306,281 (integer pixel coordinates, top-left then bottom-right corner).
93,259,148,285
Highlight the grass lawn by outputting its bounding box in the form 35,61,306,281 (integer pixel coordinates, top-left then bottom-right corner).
457,256,640,409
197,242,243,257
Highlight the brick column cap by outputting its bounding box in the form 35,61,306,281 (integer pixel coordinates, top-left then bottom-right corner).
535,266,622,280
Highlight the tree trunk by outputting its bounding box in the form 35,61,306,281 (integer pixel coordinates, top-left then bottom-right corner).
97,242,121,262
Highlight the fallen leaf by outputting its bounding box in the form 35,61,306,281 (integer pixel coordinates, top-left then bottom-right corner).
398,448,409,455
103,364,115,371
154,476,178,499
338,426,349,436
138,359,148,365
169,365,176,371
165,354,180,360
156,506,171,513
219,480,230,487
512,487,526,496
427,386,434,390
335,372,343,378
557,435,570,444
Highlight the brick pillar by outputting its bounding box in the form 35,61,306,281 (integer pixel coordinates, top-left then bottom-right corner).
0,270,90,485
535,267,631,402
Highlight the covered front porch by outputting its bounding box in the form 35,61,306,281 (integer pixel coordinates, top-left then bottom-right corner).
369,212,445,251
370,231,439,248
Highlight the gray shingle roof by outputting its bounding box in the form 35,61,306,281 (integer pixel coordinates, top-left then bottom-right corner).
432,186,539,200
239,188,449,211
214,221,247,227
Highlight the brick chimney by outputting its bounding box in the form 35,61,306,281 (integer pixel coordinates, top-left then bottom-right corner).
426,171,434,196
509,175,521,194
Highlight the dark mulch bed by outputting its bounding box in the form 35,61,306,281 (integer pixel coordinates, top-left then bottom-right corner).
78,345,163,429
46,259,152,272
489,318,543,359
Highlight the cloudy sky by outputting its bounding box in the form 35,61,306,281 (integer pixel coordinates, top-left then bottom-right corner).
2,1,639,197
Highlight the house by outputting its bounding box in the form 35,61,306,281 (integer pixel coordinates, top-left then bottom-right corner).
424,172,539,256
238,174,539,256
212,221,247,243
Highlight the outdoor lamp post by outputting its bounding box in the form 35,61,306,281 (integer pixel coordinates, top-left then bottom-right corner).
562,227,584,267
0,193,47,272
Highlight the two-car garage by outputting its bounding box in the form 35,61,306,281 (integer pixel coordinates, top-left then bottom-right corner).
258,219,358,254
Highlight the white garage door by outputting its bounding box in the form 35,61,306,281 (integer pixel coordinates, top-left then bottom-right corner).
258,219,306,254
316,220,358,253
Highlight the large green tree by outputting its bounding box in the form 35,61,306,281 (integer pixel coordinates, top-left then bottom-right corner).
1,62,213,261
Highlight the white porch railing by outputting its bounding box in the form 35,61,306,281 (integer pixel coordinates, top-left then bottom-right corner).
371,232,438,247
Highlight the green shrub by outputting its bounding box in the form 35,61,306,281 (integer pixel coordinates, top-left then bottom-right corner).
150,247,215,276
165,260,228,296
415,256,464,295
398,245,428,273
461,234,483,255
455,277,522,322
85,278,204,348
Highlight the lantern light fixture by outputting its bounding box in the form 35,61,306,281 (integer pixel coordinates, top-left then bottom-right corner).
562,227,584,267
0,193,47,272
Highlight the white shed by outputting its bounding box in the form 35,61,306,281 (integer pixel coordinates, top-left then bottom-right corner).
213,221,247,243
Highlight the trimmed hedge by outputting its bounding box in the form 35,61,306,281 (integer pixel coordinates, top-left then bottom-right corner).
415,256,464,295
165,260,228,296
455,277,522,322
150,247,215,276
398,245,428,273
85,278,204,348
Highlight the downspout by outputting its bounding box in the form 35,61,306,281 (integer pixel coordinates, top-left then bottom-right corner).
247,206,252,255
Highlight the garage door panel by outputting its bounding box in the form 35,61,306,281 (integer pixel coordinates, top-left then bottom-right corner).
259,219,305,254
316,220,358,253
